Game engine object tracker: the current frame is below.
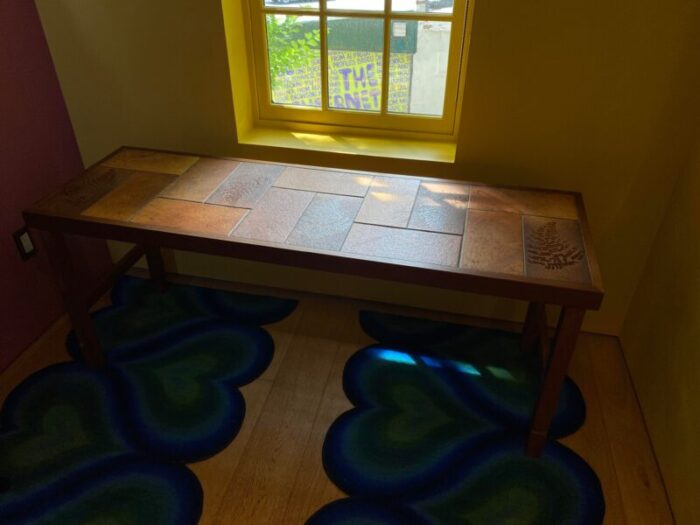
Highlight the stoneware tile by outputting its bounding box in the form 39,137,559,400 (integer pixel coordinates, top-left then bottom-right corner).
82,172,177,221
461,209,524,276
286,194,363,251
342,223,461,267
36,165,131,215
207,162,283,208
524,216,591,283
102,148,199,175
274,167,373,197
160,158,240,202
232,187,314,243
408,181,470,234
130,198,247,236
469,186,579,220
355,176,421,228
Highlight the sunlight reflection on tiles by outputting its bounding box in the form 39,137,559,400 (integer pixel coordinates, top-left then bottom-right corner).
445,198,469,209
408,182,469,234
370,192,396,202
422,182,470,196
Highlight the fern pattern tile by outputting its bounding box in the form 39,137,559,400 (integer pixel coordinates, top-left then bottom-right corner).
36,166,131,215
524,216,591,283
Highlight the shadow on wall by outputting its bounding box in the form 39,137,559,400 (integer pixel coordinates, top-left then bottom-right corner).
0,0,111,372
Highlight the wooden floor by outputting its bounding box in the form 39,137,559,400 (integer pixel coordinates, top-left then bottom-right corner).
0,276,674,525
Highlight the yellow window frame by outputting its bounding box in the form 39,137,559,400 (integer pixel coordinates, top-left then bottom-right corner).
245,0,472,138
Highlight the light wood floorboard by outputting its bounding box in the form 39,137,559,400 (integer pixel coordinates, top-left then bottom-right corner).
0,277,674,524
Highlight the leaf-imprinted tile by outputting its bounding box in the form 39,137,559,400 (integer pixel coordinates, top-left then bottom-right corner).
232,187,314,243
131,198,247,236
102,149,199,175
460,209,524,276
342,223,461,267
160,158,240,202
35,166,131,215
408,182,470,234
355,176,421,228
469,186,579,220
286,194,363,251
207,163,283,208
274,167,373,197
82,172,177,221
524,216,591,283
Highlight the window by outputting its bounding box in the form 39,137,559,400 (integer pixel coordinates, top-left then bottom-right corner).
246,0,471,138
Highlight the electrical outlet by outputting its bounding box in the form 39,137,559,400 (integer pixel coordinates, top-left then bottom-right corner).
13,226,37,261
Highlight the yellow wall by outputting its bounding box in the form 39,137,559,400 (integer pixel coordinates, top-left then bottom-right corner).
620,140,700,525
35,0,699,335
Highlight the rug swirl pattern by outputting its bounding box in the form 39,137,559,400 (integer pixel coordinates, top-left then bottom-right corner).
0,276,297,524
309,311,605,525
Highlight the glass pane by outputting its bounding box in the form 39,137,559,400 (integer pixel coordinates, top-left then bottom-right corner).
266,15,322,108
327,0,384,12
388,20,450,116
264,0,319,9
327,17,384,112
393,0,454,14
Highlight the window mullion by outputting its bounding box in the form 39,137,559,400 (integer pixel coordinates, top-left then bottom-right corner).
380,0,392,115
320,1,329,111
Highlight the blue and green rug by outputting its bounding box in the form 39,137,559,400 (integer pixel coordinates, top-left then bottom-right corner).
1,281,605,524
308,311,605,525
0,276,297,524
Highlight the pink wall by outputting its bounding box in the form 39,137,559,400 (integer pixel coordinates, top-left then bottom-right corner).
0,0,111,371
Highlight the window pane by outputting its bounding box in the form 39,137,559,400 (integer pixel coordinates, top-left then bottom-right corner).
393,0,454,14
388,20,450,116
264,0,320,9
327,0,384,12
266,15,322,108
327,18,384,112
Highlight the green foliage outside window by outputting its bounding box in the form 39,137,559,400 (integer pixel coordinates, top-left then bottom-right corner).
266,15,321,89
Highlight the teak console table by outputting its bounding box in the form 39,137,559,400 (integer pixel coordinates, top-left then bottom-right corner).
24,147,604,457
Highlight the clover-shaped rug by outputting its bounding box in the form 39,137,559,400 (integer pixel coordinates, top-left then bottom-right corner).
0,276,297,524
309,311,605,525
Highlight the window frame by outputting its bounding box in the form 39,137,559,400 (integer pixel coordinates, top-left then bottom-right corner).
245,0,471,138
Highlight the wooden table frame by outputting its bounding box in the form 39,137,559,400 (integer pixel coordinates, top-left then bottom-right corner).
24,150,604,458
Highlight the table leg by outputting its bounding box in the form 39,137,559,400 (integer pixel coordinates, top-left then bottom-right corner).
43,231,106,368
525,306,585,457
521,301,545,353
145,246,167,292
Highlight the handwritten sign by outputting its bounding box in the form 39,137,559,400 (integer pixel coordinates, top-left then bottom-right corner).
272,51,411,112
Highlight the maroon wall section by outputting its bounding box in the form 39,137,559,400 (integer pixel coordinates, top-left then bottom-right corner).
0,0,111,371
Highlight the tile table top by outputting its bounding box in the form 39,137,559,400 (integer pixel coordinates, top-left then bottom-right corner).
26,148,604,309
